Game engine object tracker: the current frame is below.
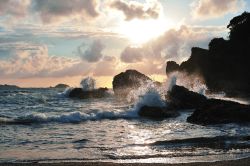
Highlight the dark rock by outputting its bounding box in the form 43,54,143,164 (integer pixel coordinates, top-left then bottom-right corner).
138,106,179,120
69,88,109,99
166,12,250,98
166,61,180,74
187,99,250,125
0,84,20,89
166,85,207,110
112,70,154,97
167,85,250,125
54,84,69,89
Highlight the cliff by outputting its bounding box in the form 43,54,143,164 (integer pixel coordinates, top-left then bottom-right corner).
166,12,250,97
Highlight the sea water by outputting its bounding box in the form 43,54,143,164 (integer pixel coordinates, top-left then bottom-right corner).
0,82,250,163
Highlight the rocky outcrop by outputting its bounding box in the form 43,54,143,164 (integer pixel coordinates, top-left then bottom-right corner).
187,99,250,125
166,12,250,97
167,85,250,125
54,84,69,89
166,61,180,74
68,88,109,99
113,70,157,97
166,85,207,110
138,106,179,120
0,84,20,89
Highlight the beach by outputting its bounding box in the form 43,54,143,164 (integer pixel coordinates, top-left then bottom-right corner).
1,157,250,166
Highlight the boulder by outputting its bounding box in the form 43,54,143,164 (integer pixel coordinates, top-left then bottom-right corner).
54,84,69,89
166,85,207,110
112,70,155,97
138,106,179,120
69,88,109,99
187,99,250,125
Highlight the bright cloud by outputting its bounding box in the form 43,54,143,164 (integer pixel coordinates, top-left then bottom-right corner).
110,0,161,21
191,0,245,20
121,25,215,63
0,43,91,78
0,0,30,18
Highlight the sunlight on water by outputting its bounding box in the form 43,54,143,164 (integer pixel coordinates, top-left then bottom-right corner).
0,88,250,163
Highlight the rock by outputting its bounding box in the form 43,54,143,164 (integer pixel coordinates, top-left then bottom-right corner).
166,61,180,74
0,84,20,89
112,70,154,97
69,88,109,99
166,12,250,98
187,99,250,125
167,85,250,125
54,84,69,89
166,85,207,110
138,106,179,120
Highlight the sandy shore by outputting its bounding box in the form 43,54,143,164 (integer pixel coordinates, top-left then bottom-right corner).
1,157,250,166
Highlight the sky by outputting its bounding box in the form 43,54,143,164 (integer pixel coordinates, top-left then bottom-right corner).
0,0,249,88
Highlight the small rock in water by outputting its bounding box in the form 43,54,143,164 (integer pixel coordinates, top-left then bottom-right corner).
68,88,108,99
138,106,179,120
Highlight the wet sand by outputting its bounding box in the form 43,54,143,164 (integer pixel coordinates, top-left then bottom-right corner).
0,157,250,166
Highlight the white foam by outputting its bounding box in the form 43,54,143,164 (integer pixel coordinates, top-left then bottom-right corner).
80,77,96,91
167,72,208,94
127,81,166,113
12,108,140,124
58,87,73,97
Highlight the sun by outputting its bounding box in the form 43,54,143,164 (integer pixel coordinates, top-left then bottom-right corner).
118,18,173,45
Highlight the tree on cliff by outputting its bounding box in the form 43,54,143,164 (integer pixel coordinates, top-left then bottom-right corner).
227,12,250,42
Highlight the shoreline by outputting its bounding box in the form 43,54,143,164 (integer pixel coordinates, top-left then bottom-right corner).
1,157,250,166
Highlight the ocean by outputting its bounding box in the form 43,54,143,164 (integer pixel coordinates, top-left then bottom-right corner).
0,87,250,163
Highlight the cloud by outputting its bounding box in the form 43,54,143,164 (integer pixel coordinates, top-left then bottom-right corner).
31,0,99,24
119,25,225,75
0,0,30,18
121,25,214,63
120,46,145,63
0,43,92,78
78,40,105,63
110,0,161,21
191,0,245,20
93,56,118,76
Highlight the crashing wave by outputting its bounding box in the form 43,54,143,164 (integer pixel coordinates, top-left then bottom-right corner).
0,109,141,125
80,77,96,91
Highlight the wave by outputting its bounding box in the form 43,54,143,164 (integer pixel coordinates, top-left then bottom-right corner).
0,109,140,125
57,87,73,97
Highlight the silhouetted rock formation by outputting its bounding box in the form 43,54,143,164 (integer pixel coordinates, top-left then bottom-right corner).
113,70,156,96
54,84,69,89
166,12,250,97
166,85,207,110
187,99,250,125
0,84,20,89
69,88,109,99
167,85,250,125
166,61,180,74
138,106,179,120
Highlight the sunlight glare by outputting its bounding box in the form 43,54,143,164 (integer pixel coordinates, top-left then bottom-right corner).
118,18,173,45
